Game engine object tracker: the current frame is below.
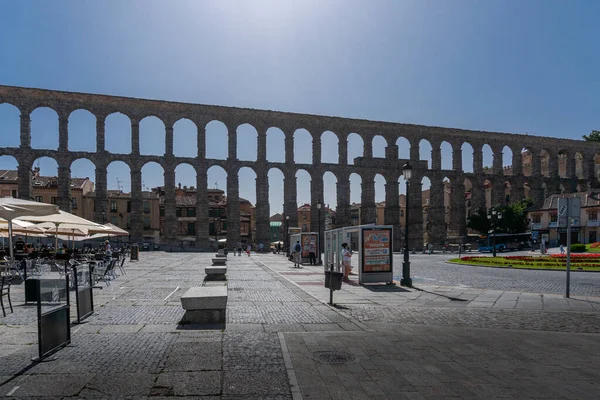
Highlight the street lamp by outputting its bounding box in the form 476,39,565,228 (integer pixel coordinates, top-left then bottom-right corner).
316,202,322,265
401,161,413,287
285,215,290,257
487,208,503,257
101,209,106,224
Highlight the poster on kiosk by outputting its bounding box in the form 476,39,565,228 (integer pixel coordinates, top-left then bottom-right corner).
359,226,393,284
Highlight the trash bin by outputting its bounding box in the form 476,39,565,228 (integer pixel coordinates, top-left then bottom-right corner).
324,270,343,291
130,244,139,261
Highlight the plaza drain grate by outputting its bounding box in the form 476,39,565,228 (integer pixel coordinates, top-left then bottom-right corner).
311,351,356,364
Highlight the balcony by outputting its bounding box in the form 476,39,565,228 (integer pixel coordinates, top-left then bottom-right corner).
588,220,599,227
531,223,542,230
549,222,558,228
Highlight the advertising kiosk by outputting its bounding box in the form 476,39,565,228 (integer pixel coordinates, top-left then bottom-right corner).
289,232,319,265
324,224,393,285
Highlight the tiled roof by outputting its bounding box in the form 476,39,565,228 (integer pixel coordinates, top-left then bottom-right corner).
0,170,18,181
535,192,600,211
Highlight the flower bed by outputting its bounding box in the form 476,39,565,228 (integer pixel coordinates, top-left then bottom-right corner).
458,255,600,269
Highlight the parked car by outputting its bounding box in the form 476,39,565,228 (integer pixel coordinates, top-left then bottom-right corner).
142,242,150,251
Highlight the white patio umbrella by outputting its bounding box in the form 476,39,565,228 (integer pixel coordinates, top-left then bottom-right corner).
21,210,102,253
88,223,129,237
0,197,60,261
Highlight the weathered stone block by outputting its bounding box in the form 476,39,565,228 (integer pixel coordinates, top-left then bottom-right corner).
181,286,227,310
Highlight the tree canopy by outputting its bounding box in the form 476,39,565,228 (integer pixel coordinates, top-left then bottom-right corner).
467,198,533,235
582,130,600,142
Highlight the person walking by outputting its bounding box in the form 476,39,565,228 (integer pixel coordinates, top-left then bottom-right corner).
277,242,281,254
560,244,565,255
259,242,264,253
308,242,316,265
341,242,353,282
293,240,302,268
246,244,252,256
236,241,242,256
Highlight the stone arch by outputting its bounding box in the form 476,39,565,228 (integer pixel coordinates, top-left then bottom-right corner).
237,123,258,162
396,137,410,160
440,141,453,170
482,144,493,173
173,118,198,158
419,139,432,169
575,152,584,179
461,142,474,173
558,149,570,178
372,135,387,158
32,156,59,179
594,154,600,182
442,176,452,231
539,149,551,177
238,166,257,208
504,180,512,204
350,173,362,223
141,161,164,192
294,129,312,164
268,167,285,215
521,147,532,177
347,133,363,165
463,178,473,218
30,107,59,150
502,145,513,175
266,127,285,163
374,173,386,204
68,109,96,152
323,171,338,213
70,157,96,179
105,112,132,154
296,169,312,208
140,116,166,156
206,120,228,160
0,103,20,147
107,160,131,193
484,178,493,208
321,131,339,164
206,165,227,195
0,155,18,197
175,163,197,189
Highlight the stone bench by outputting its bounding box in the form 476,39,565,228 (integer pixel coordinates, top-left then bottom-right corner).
205,266,227,281
180,286,227,324
215,253,227,258
212,258,226,266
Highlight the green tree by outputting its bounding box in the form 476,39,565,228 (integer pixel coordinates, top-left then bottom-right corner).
583,130,600,142
466,198,533,235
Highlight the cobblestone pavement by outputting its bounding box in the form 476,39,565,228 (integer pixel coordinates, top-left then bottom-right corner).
1,252,600,399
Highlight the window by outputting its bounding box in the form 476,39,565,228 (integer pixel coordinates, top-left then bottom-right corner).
303,214,307,221
550,213,557,223
209,222,215,235
532,214,541,224
188,208,196,217
160,207,164,217
176,208,181,217
127,201,131,213
51,197,58,205
400,210,404,217
35,196,43,203
143,217,151,229
302,224,307,232
11,190,17,197
111,216,118,225
187,222,195,235
589,211,598,221
127,216,131,229
143,201,150,214
110,200,117,212
71,197,77,209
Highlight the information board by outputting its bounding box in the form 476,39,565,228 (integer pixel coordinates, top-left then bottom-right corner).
301,233,318,258
361,227,392,273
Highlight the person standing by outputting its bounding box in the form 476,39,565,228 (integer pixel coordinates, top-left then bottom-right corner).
308,242,316,265
293,240,302,268
259,242,264,253
341,242,353,282
246,244,252,256
277,242,281,254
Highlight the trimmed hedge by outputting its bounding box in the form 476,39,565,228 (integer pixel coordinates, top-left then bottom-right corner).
570,243,586,253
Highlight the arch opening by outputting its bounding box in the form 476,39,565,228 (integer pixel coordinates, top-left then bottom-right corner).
440,141,453,170
68,109,96,152
31,107,59,150
372,136,387,158
321,131,339,164
173,119,198,158
140,116,166,156
347,133,364,165
0,104,20,147
206,121,228,160
266,127,285,163
294,129,313,164
419,139,432,169
237,124,258,162
105,112,132,154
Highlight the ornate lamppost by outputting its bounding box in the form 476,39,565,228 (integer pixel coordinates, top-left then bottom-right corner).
401,162,413,287
487,208,503,257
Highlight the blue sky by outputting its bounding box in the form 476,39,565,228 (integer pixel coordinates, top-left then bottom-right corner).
0,0,598,213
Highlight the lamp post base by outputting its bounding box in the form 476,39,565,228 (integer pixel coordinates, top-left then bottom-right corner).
401,261,412,287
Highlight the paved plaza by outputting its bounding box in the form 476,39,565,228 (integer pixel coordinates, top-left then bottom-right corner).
0,252,599,399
